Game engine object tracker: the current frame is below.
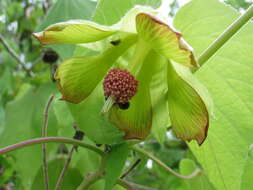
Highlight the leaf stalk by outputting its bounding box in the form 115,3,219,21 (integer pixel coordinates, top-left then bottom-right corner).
132,146,201,179
197,4,253,66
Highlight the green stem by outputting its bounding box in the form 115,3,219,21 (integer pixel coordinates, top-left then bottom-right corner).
76,156,106,190
0,137,105,156
197,4,253,66
132,146,201,179
42,95,54,190
117,179,137,190
120,158,141,179
117,179,157,190
54,146,75,190
76,172,102,190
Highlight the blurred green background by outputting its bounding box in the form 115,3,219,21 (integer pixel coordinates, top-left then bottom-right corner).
0,0,252,189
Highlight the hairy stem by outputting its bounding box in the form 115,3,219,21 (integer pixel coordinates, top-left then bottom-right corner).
54,146,75,190
0,137,104,156
42,95,54,190
0,34,34,77
197,4,253,66
132,146,201,179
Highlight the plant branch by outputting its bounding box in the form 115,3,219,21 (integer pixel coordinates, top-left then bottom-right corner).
117,179,137,190
117,179,157,190
0,137,105,156
54,146,75,190
132,146,201,179
0,34,34,77
76,172,102,190
197,4,253,66
55,127,85,190
76,156,106,190
42,95,54,190
120,158,141,179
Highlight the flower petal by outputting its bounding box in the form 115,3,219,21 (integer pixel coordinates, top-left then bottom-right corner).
136,13,197,67
167,62,210,145
150,55,169,143
114,6,158,33
55,35,137,103
55,56,109,103
33,20,117,45
108,51,158,140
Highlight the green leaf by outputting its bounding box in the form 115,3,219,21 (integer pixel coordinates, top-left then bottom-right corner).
36,0,96,59
174,0,253,189
0,67,13,97
36,0,96,31
0,105,5,135
31,158,83,190
93,0,161,25
179,159,215,190
52,98,104,190
167,62,209,145
136,13,197,67
240,146,253,190
68,83,124,144
34,20,117,45
0,84,58,189
0,156,15,185
52,99,75,136
71,139,104,190
114,185,127,190
104,143,130,190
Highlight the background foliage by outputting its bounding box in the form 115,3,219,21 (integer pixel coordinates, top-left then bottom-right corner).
0,0,252,190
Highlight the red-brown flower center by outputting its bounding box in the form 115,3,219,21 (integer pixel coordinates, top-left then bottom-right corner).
103,69,138,104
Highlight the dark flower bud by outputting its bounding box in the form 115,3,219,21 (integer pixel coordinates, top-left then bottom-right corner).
118,102,130,110
42,49,59,63
73,130,85,141
110,39,121,46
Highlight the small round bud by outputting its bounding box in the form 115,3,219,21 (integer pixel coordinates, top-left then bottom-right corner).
103,69,138,104
73,130,85,141
118,102,130,110
42,49,59,63
110,39,121,46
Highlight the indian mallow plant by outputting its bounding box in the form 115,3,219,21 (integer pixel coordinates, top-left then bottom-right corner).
33,6,212,145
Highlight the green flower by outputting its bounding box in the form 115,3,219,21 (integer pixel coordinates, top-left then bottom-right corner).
33,6,212,145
